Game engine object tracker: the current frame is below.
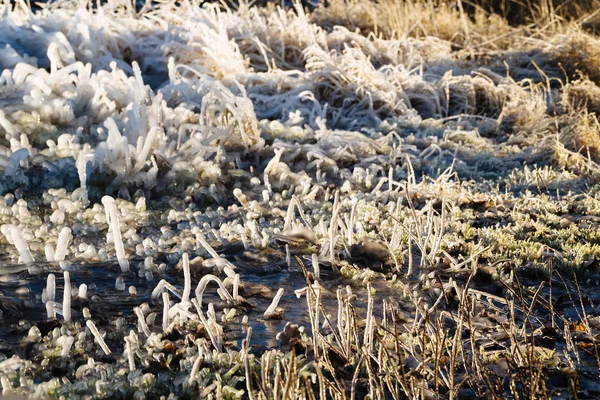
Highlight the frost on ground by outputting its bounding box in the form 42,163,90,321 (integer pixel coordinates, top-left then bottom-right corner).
1,0,600,398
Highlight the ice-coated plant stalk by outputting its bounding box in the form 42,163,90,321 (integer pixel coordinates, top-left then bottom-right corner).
151,279,166,299
188,353,203,386
192,299,222,352
207,303,216,322
162,291,170,331
151,279,182,300
10,225,33,264
197,233,220,259
283,197,296,232
233,274,240,301
101,196,129,272
63,271,71,323
182,253,191,303
86,320,111,355
264,288,284,319
329,190,340,273
54,227,72,262
285,244,292,269
46,301,56,319
45,244,55,262
312,253,320,279
216,288,228,301
76,145,93,204
243,326,254,399
0,224,14,245
124,330,136,372
238,225,249,250
134,306,151,337
0,224,15,245
168,303,195,320
224,266,236,278
195,274,233,307
348,197,357,246
47,274,56,303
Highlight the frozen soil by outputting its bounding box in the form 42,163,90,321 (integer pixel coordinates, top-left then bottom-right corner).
1,0,600,398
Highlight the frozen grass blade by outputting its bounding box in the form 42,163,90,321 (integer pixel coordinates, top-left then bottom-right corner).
101,196,129,272
134,306,152,337
54,227,72,262
9,225,33,264
46,274,55,303
162,291,170,331
182,253,191,303
44,244,55,262
86,320,111,355
264,288,284,319
312,253,320,279
62,271,71,323
124,330,136,372
195,274,233,307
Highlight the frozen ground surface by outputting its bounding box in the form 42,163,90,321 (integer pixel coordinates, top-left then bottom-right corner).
2,0,600,398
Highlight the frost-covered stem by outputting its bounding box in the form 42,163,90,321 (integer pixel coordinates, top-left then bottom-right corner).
134,306,151,337
182,253,191,302
151,279,165,299
47,273,56,303
101,196,129,272
45,244,55,262
63,271,71,323
312,253,320,279
363,283,374,354
46,301,56,319
54,227,72,261
151,279,182,300
76,145,93,204
192,299,222,352
10,225,33,264
197,234,220,259
162,291,170,331
195,274,233,307
188,352,204,386
283,196,295,232
86,320,111,355
124,330,136,372
233,274,240,302
348,197,358,246
238,225,249,250
0,110,16,140
285,244,292,269
243,327,254,400
264,288,284,318
329,191,340,273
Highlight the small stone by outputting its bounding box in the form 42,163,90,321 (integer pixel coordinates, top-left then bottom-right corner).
559,217,573,229
350,240,389,262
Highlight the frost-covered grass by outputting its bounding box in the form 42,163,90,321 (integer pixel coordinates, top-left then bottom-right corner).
1,0,600,398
